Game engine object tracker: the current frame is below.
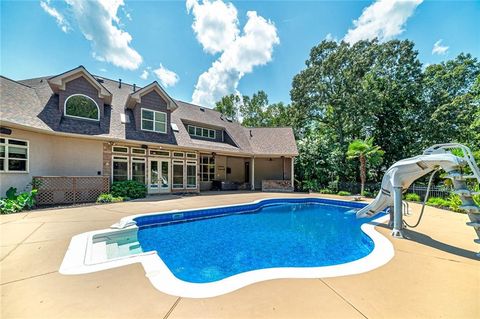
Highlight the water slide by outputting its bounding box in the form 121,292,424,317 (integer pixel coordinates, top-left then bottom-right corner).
355,144,480,251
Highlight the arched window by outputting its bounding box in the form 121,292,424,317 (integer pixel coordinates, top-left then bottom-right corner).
64,94,100,121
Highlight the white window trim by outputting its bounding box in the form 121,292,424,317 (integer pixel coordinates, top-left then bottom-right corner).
172,159,185,189
131,157,146,184
0,137,29,173
186,160,197,189
186,152,197,159
187,125,216,139
111,155,130,182
112,146,129,154
149,149,170,157
64,94,100,121
172,152,184,158
200,155,215,182
131,147,147,156
141,108,167,134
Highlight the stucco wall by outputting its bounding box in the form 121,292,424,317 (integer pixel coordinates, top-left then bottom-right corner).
0,129,103,195
226,157,246,183
253,158,290,190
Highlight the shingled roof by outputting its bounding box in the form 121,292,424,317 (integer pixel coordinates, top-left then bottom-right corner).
0,72,298,157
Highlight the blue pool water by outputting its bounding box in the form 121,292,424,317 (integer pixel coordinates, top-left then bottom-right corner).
136,199,377,283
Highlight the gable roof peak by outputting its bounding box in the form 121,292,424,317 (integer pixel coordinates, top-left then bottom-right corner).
47,65,112,104
125,81,178,110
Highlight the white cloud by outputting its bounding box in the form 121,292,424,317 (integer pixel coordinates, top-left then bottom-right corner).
344,0,423,44
188,1,279,108
140,69,149,80
432,39,449,55
40,0,70,33
65,0,142,70
153,64,180,87
186,0,239,54
99,68,107,72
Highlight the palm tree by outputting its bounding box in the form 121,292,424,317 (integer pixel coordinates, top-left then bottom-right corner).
347,138,384,195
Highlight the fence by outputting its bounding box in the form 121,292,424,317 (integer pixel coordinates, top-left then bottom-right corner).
33,176,110,205
405,184,452,200
334,181,452,199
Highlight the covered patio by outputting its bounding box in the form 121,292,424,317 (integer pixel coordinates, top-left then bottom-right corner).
198,154,294,192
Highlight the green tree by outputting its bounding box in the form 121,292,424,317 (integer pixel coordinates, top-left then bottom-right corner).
240,91,269,127
422,54,480,149
214,94,240,121
347,138,384,195
263,102,293,127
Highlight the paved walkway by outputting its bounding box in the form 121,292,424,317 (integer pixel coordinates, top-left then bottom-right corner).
1,192,478,318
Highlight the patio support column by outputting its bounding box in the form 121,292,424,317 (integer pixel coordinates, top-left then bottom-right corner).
251,157,255,190
291,157,294,188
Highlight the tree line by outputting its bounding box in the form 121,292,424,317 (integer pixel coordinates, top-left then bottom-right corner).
214,39,480,190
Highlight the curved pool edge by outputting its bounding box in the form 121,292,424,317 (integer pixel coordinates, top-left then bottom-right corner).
59,197,394,298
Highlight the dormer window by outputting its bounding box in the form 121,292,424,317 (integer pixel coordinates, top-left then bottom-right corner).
188,125,216,139
64,94,100,121
141,108,167,133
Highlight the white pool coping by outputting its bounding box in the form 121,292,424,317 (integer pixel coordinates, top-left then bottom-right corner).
59,197,394,298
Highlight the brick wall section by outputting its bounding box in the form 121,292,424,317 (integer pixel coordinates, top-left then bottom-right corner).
59,76,105,117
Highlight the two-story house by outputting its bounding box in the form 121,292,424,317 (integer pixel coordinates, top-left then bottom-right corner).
0,66,298,201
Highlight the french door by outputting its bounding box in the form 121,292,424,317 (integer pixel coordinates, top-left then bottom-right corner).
148,159,170,193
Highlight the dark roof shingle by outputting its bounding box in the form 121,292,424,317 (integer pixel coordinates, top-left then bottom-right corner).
1,73,298,156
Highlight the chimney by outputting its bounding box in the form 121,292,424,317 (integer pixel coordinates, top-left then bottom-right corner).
133,84,136,92
118,79,122,88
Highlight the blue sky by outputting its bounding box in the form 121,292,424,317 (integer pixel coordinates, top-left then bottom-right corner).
1,0,479,107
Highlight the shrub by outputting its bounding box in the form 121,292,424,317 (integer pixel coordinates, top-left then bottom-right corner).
0,187,38,214
448,193,463,212
302,180,320,192
426,197,450,208
111,180,147,199
319,188,335,194
405,193,421,202
97,193,124,203
362,190,375,198
337,191,351,196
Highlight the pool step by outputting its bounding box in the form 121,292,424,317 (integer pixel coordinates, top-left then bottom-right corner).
106,241,142,259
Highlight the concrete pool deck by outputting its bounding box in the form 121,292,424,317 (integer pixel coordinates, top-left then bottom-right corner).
1,192,478,319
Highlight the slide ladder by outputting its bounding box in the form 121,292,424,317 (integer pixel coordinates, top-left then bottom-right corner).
356,143,480,255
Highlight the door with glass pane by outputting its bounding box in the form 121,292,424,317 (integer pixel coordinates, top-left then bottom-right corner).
148,159,170,193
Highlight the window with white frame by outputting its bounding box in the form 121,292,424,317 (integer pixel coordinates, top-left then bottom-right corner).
131,157,146,184
149,149,170,157
172,160,184,189
187,125,216,139
172,152,184,158
0,138,29,172
112,146,129,154
64,94,100,121
200,155,215,181
186,161,197,188
141,109,167,133
112,156,129,182
131,148,146,155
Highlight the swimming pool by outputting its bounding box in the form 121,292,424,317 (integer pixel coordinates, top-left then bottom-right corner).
60,197,393,298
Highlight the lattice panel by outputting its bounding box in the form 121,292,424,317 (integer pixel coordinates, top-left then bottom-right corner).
33,176,110,205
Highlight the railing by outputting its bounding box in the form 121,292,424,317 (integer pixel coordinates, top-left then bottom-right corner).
33,176,110,205
333,181,451,199
405,184,452,200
